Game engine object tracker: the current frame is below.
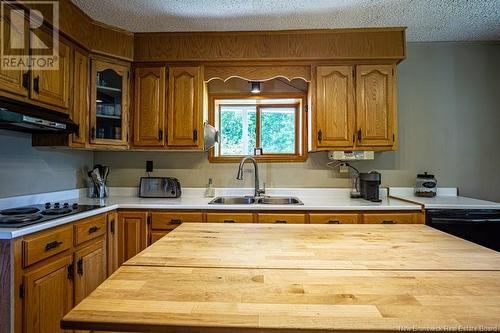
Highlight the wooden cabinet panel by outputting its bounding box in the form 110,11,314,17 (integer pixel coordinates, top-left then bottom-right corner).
151,231,170,244
107,211,119,276
206,212,254,223
315,66,355,148
355,65,395,147
133,67,166,147
309,213,359,224
167,66,202,148
30,30,71,110
151,211,204,230
90,59,130,146
23,255,73,333
361,213,419,224
74,238,107,305
22,225,72,268
74,213,106,246
117,211,148,265
257,213,306,224
0,11,29,97
71,49,89,146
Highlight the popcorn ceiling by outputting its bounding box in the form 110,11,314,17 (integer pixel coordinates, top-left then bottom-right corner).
72,0,500,42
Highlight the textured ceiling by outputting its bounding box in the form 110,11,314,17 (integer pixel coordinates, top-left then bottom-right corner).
71,0,500,42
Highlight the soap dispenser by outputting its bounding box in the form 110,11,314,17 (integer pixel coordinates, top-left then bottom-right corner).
205,178,215,198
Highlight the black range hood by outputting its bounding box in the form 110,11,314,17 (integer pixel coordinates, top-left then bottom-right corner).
0,97,78,134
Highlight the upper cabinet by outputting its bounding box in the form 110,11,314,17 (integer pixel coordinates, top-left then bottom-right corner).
355,65,396,147
167,66,203,148
89,58,130,147
70,49,89,147
133,67,166,147
313,64,396,151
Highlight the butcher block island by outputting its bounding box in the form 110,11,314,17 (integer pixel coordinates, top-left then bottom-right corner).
61,224,500,333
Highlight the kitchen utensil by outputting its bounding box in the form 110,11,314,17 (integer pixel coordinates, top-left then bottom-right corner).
139,177,181,198
359,171,382,202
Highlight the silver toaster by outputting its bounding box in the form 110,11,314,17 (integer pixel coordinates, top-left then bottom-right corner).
139,177,182,198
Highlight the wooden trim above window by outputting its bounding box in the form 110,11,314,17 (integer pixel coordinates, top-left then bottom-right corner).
208,93,308,163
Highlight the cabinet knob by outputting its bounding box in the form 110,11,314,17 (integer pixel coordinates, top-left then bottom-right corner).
193,129,198,141
33,76,40,93
317,130,323,142
357,129,362,141
382,220,395,224
158,129,163,140
328,220,340,224
275,220,287,224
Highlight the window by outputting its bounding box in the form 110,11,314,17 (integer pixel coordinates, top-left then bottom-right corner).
209,95,307,162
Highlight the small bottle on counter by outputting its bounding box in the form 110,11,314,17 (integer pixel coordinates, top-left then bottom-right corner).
205,178,215,198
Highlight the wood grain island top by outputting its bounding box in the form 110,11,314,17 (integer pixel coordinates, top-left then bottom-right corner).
62,224,500,333
125,223,500,271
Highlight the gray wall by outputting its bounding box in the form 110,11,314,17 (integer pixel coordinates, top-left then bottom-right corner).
0,130,93,198
96,42,500,202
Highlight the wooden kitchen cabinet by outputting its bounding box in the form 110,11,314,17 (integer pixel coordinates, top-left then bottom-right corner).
22,225,73,268
117,211,148,265
257,213,306,224
361,212,422,224
133,66,166,147
314,66,355,149
355,64,396,147
70,49,89,147
167,66,203,148
90,57,130,147
30,29,71,111
151,231,170,244
74,238,107,304
206,212,254,223
23,255,73,333
151,211,204,229
309,213,359,224
107,211,119,276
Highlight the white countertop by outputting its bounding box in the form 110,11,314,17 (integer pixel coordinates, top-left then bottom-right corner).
389,187,500,210
0,187,422,239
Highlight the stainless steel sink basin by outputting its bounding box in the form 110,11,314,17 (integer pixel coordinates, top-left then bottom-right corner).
258,196,303,205
209,196,256,205
209,196,303,205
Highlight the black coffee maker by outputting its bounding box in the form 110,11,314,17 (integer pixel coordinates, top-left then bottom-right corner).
359,171,382,202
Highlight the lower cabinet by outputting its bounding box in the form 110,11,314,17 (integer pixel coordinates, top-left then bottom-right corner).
309,213,359,224
23,255,74,333
74,238,107,304
257,213,307,224
117,211,149,265
361,212,422,224
151,231,170,244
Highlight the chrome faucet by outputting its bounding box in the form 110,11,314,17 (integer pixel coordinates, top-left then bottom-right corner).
236,156,265,197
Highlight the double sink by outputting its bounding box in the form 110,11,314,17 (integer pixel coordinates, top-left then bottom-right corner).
210,196,303,205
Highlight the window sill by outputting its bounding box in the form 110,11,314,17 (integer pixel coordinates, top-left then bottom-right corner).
208,154,308,163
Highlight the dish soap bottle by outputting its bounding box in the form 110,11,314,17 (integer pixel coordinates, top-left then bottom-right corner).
205,178,215,198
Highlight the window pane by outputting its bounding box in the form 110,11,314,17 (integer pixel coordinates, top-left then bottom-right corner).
219,106,256,156
260,107,296,154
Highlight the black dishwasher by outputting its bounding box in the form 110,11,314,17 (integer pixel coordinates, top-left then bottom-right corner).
426,209,500,252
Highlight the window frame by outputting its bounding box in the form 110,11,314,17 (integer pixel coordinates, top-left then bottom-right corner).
208,93,308,163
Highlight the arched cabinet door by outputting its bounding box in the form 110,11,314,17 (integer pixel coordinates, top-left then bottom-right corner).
89,59,129,147
167,66,203,148
315,65,355,149
355,65,396,147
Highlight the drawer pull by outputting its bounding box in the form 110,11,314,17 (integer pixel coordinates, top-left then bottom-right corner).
223,220,235,223
45,240,63,251
275,220,287,224
88,226,101,234
328,220,340,224
382,220,396,224
170,219,182,225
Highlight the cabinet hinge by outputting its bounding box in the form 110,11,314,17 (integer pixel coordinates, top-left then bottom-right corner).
393,133,395,141
19,283,25,299
110,219,115,234
147,215,151,225
77,258,84,276
127,71,130,79
67,263,74,280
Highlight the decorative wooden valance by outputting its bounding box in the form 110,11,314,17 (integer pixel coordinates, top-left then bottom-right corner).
204,65,311,82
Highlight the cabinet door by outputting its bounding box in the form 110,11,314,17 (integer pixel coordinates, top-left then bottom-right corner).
107,211,119,276
74,238,107,305
90,59,129,146
133,67,166,147
315,66,355,148
70,49,89,146
167,66,202,148
117,211,148,265
30,30,71,110
0,10,29,97
23,255,73,333
355,65,395,147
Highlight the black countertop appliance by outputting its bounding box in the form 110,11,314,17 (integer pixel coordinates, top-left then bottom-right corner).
359,171,382,202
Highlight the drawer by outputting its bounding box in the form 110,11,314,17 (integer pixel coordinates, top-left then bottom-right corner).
309,213,359,224
362,213,417,224
206,213,254,223
74,214,107,245
22,225,73,267
257,213,306,224
151,231,170,244
151,211,204,230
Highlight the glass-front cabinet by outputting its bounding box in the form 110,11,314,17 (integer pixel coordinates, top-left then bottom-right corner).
90,59,129,146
